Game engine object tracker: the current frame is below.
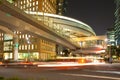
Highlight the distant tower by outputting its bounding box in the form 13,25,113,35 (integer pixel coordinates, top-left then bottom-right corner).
106,28,115,46
115,0,120,45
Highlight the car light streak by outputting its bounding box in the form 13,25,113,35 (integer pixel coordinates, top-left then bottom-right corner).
37,62,105,67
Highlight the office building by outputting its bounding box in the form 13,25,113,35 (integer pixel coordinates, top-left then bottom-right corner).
115,0,120,45
106,28,115,46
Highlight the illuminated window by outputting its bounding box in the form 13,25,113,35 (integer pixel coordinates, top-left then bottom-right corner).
36,1,38,5
33,7,35,11
32,44,34,50
43,2,44,6
20,6,22,9
25,45,27,50
36,6,38,10
30,3,32,7
28,44,30,50
27,4,29,7
19,45,21,50
28,35,31,38
33,2,35,6
42,7,44,11
25,34,27,38
22,35,24,38
22,45,24,50
15,3,17,6
11,41,13,44
21,1,22,4
24,0,25,4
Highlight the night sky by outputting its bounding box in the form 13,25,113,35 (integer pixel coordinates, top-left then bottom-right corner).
65,0,116,35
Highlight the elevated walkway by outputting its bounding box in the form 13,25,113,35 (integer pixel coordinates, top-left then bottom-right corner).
0,0,96,50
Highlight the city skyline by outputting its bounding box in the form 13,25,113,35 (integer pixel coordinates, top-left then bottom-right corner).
65,0,115,35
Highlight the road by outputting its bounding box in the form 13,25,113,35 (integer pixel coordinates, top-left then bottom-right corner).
0,63,120,80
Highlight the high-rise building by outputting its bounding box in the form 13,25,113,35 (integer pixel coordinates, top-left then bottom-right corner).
106,28,115,46
115,0,120,45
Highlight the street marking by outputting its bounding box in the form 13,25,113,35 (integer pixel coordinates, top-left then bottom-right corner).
83,69,120,75
95,70,120,75
61,73,120,80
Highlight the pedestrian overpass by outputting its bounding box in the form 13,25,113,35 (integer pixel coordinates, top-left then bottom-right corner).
0,0,96,50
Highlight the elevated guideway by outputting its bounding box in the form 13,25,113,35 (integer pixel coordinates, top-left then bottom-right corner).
0,0,96,50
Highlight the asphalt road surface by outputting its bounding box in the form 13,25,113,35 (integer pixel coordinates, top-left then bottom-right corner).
0,63,120,80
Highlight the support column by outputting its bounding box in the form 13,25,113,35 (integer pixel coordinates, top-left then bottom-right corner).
13,34,18,61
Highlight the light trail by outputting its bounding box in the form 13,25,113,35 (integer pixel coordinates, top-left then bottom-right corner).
37,62,105,67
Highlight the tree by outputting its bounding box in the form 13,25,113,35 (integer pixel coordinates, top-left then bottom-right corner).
62,49,70,57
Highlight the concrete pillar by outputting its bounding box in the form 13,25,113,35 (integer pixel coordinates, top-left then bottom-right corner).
13,34,18,61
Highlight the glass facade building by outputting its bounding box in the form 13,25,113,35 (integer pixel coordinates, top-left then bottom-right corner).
115,0,120,45
106,28,115,46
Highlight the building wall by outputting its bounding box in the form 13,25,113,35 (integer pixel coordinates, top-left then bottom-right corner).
0,30,56,61
115,0,120,45
0,33,13,60
15,31,56,61
39,39,56,61
13,0,57,14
